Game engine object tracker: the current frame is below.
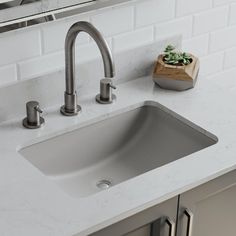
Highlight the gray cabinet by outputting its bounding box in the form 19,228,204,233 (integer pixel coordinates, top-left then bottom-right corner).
90,197,178,236
91,170,236,236
176,170,236,236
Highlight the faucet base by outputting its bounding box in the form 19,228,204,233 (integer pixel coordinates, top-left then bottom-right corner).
96,94,116,104
23,117,45,129
60,105,81,116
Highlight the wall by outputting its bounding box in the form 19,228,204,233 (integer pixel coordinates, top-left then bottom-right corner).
0,0,235,89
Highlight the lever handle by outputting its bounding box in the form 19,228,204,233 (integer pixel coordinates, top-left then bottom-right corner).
109,84,116,90
35,105,43,113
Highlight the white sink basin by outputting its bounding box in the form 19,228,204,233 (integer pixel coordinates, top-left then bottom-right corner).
19,102,217,198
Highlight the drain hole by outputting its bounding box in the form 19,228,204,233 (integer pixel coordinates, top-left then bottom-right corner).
96,180,112,190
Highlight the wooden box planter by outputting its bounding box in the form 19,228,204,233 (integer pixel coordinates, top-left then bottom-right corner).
153,54,200,91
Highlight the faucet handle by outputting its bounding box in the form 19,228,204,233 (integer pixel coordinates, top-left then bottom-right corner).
96,78,116,104
35,105,43,114
109,84,117,90
23,101,45,129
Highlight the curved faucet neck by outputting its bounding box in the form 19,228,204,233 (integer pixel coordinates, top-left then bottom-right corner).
65,21,115,95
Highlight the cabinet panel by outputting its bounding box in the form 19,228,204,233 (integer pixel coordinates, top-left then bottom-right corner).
124,224,150,236
177,170,236,236
91,197,178,236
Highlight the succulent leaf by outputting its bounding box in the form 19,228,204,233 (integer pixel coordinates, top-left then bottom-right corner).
163,44,192,66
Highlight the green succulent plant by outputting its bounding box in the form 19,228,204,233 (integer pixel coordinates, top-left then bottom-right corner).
163,45,192,66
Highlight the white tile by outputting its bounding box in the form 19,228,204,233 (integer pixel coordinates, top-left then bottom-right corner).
182,34,209,57
229,3,236,25
0,64,17,86
91,6,134,37
0,29,41,66
113,27,154,52
75,38,112,63
42,16,90,54
214,0,236,6
210,26,236,52
135,0,175,27
18,51,64,80
199,52,224,76
224,47,236,68
155,16,193,39
19,37,112,80
176,0,212,16
193,7,228,35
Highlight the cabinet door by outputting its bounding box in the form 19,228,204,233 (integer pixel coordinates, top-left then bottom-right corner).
90,197,178,236
177,170,236,236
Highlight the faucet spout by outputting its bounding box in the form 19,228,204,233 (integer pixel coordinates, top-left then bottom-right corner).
61,21,115,116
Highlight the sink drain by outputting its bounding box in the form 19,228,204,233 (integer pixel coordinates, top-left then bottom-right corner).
96,180,112,190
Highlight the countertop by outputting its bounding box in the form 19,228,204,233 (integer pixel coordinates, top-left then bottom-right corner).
0,75,236,236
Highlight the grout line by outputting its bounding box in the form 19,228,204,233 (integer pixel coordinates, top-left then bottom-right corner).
191,15,195,37
35,29,42,57
207,32,211,54
133,4,137,29
174,0,178,18
222,51,226,69
227,4,231,26
39,28,44,55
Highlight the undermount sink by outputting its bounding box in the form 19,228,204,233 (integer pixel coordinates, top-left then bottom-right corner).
19,102,217,198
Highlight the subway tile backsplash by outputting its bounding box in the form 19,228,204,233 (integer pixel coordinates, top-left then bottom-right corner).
176,0,212,16
0,0,235,87
193,6,228,35
0,29,41,66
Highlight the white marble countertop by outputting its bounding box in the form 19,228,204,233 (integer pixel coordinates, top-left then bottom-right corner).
0,75,236,236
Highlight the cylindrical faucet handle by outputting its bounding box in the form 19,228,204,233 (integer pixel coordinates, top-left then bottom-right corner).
96,78,117,104
23,101,45,129
100,78,114,100
26,101,41,125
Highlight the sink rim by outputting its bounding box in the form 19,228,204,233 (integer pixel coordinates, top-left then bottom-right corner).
17,100,219,153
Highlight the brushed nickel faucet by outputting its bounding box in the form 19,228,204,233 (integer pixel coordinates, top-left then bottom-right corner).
60,21,115,116
96,78,116,104
23,101,45,129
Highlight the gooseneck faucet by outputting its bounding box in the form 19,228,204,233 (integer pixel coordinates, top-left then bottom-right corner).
60,21,115,116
